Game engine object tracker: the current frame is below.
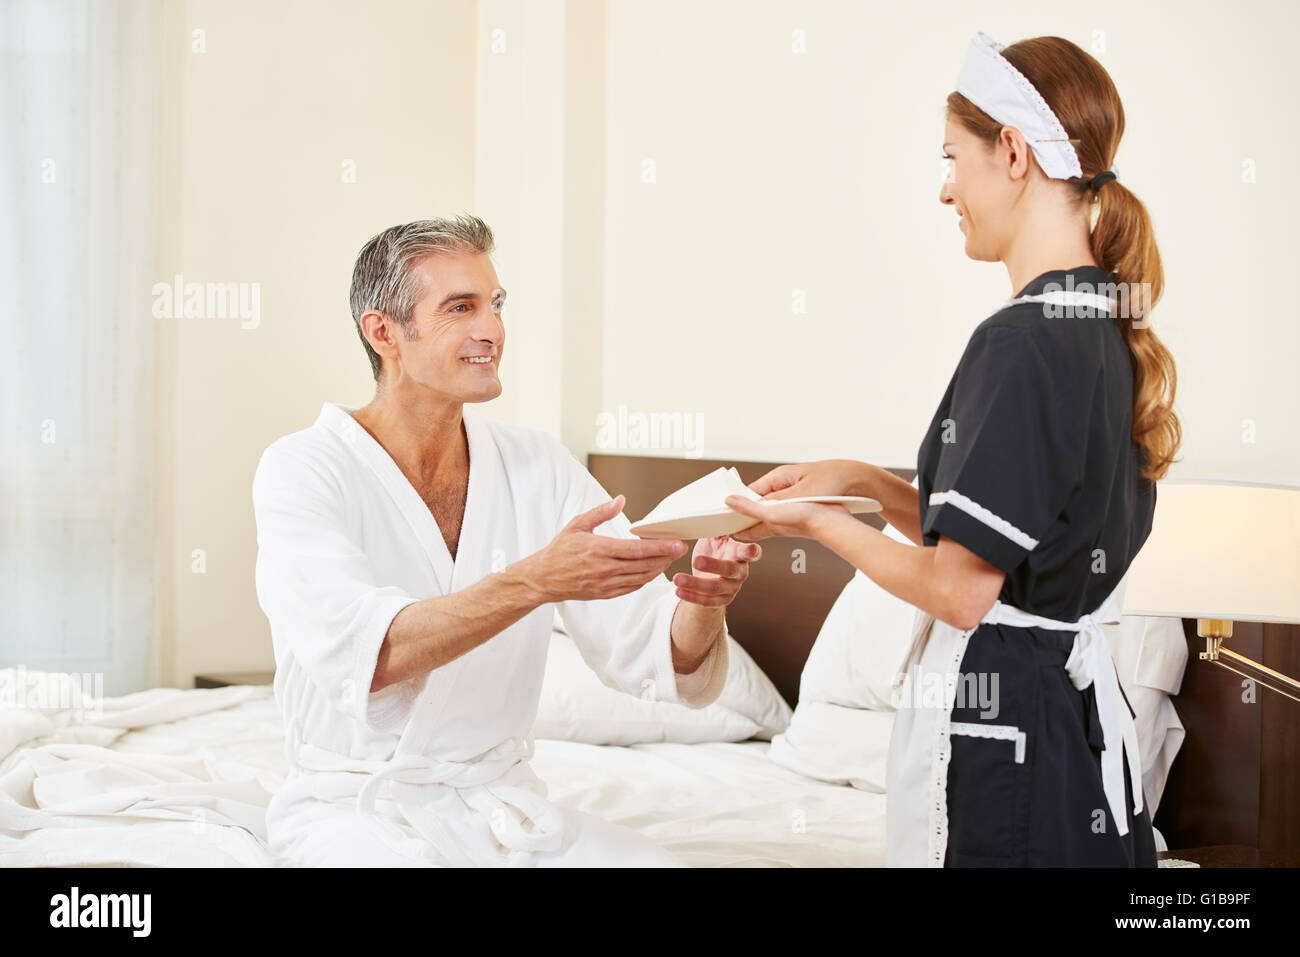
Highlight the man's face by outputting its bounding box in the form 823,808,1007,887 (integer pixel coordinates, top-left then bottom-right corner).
387,250,506,403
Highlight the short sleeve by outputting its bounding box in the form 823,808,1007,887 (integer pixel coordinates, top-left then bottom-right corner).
922,325,1087,573
252,442,419,731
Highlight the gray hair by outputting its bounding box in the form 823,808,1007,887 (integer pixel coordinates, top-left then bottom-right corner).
349,215,496,380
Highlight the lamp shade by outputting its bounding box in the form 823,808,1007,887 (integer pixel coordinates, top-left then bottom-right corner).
1122,481,1300,624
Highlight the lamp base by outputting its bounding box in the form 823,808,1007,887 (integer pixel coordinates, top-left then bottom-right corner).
1197,618,1233,639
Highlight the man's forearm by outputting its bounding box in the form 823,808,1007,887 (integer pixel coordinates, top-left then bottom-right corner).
669,601,726,675
371,561,546,691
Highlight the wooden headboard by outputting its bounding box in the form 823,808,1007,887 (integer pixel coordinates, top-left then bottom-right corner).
588,452,1300,862
588,453,915,707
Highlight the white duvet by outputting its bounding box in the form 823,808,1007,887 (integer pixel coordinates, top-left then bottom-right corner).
0,681,282,867
0,677,885,868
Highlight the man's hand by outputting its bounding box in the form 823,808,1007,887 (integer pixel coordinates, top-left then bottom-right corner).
516,495,687,603
669,536,760,677
671,536,761,607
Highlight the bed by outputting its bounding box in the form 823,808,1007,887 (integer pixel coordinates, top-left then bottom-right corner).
0,683,883,868
0,454,1185,867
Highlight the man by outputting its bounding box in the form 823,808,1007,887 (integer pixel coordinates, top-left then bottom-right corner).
253,216,759,866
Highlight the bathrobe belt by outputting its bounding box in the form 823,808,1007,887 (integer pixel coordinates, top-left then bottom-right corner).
285,728,566,865
977,600,1145,835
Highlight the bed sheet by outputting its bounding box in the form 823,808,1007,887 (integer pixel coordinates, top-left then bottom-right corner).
0,685,883,867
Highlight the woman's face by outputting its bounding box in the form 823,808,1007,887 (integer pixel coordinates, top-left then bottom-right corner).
939,118,1019,263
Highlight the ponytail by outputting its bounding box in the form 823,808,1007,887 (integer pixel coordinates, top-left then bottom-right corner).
1091,183,1181,481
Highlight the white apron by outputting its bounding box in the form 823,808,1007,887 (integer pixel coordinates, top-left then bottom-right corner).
885,578,1143,867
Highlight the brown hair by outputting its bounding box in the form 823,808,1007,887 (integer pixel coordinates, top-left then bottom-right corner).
947,37,1180,482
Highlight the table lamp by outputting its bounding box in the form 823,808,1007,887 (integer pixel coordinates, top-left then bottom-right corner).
1123,481,1300,702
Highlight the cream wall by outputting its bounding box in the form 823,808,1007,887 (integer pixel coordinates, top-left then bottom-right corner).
157,0,1299,686
155,0,478,686
596,0,1300,482
472,0,608,453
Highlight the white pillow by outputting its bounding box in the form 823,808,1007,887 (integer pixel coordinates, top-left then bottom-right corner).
534,630,791,746
797,520,919,710
767,520,915,787
766,701,894,792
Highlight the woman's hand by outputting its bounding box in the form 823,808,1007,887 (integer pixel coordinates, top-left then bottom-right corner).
749,459,871,500
724,496,849,542
729,459,872,540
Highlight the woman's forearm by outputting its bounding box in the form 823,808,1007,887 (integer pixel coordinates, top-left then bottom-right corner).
811,508,939,616
808,507,1000,630
862,464,923,545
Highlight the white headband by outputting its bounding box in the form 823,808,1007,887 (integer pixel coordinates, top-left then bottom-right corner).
954,32,1083,180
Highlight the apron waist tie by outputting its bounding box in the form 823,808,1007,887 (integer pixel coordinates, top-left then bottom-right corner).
980,600,1145,836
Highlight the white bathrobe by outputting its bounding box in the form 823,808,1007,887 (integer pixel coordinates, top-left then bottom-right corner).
252,402,728,867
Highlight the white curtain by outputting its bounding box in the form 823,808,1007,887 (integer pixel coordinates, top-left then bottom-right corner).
0,0,159,694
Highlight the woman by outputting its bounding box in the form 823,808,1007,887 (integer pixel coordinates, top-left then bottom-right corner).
724,33,1180,867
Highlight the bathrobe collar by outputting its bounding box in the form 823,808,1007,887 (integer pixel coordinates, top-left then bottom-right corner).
314,401,489,595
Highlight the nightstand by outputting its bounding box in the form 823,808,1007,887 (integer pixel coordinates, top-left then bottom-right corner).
194,671,275,689
1158,845,1300,867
